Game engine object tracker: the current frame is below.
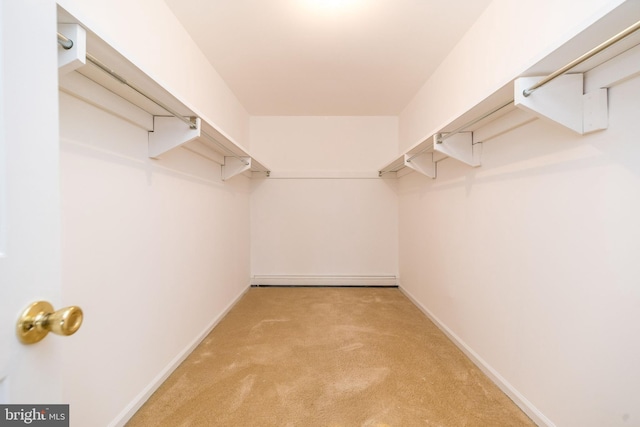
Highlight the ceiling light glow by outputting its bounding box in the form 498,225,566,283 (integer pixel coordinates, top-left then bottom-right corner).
304,0,361,12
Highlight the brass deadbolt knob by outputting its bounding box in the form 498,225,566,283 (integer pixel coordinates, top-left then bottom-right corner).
16,301,83,344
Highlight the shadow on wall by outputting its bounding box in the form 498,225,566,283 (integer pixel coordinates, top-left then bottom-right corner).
59,92,253,195
61,136,252,194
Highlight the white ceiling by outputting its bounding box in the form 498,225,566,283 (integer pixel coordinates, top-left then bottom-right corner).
163,0,492,116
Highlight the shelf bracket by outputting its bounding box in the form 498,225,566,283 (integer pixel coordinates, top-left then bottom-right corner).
148,116,201,159
58,24,86,75
514,74,608,134
222,157,251,181
433,132,481,167
404,152,436,178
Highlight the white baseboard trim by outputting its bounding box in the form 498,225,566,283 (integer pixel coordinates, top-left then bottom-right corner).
108,285,250,427
251,275,397,287
399,286,554,427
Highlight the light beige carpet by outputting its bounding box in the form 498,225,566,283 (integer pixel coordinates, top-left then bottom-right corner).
127,287,536,426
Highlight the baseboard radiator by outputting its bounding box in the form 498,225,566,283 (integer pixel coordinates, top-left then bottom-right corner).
250,275,397,287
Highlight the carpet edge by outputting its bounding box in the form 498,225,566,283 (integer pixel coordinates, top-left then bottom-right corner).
108,285,251,427
398,286,554,427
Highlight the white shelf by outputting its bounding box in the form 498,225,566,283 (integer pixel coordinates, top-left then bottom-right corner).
379,84,516,179
379,8,640,179
57,8,270,181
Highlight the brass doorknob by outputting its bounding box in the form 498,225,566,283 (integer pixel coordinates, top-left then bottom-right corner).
16,301,83,344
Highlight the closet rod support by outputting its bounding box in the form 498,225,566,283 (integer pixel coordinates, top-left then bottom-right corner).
200,131,250,166
57,26,86,75
405,142,435,163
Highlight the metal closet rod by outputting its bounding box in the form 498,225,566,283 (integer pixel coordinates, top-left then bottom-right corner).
523,18,640,97
435,99,514,145
378,159,406,176
58,32,73,49
379,18,640,176
57,32,253,167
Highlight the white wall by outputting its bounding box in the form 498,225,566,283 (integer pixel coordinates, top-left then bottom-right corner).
59,91,251,426
57,0,251,149
399,0,629,151
51,1,639,426
399,74,640,426
250,117,398,281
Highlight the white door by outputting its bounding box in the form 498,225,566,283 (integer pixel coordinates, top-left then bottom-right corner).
0,0,64,403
